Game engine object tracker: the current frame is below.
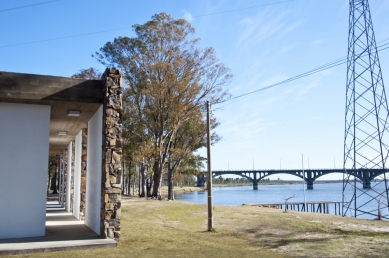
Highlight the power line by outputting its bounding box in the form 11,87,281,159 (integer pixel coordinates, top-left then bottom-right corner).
193,0,294,18
0,0,60,13
214,41,389,105
0,1,294,49
0,26,134,49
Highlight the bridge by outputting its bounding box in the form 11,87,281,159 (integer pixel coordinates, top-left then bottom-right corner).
196,168,388,190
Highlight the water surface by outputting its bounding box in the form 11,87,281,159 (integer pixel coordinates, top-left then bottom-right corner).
176,182,386,219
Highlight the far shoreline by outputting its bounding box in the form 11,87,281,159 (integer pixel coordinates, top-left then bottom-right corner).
163,180,344,196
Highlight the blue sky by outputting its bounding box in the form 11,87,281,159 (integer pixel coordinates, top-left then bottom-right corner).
1,0,389,180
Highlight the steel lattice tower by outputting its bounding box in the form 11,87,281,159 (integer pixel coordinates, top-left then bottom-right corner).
343,0,389,219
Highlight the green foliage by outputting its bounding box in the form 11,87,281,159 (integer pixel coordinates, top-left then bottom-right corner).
48,154,58,177
71,67,101,80
209,227,217,233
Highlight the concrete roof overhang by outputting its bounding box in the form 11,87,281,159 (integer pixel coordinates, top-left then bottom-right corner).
0,71,104,154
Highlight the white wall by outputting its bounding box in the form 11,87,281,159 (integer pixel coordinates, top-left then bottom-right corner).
73,130,82,219
66,142,72,212
85,105,103,235
0,103,50,239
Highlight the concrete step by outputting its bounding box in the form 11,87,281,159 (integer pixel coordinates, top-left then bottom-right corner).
0,239,117,256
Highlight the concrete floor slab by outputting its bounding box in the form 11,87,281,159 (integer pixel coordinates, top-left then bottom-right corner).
0,202,117,255
0,239,117,255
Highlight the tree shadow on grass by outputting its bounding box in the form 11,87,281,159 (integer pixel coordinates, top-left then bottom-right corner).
332,228,389,238
240,225,389,250
253,230,332,249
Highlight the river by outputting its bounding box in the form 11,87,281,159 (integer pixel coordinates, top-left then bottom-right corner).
175,182,386,219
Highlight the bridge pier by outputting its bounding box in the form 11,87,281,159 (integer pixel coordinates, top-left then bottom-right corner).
362,171,371,189
306,172,313,189
253,181,258,190
363,181,371,189
196,174,205,187
253,173,258,190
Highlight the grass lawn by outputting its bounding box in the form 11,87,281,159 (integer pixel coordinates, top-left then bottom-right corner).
6,197,389,257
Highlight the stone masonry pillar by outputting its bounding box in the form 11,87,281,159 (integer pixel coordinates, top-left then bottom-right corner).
63,149,68,209
80,128,87,220
101,68,123,241
70,140,75,213
58,154,63,204
60,154,65,207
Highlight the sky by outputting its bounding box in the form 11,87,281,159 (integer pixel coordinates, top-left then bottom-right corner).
1,0,389,180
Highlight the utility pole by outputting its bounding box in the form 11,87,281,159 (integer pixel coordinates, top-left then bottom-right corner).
206,101,213,231
302,154,306,211
343,0,389,218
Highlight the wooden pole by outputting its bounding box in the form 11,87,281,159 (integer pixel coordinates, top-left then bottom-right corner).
206,101,213,231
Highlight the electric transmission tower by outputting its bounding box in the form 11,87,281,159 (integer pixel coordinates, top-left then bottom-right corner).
343,0,389,219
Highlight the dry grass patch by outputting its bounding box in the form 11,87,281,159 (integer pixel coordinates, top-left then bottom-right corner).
5,198,389,258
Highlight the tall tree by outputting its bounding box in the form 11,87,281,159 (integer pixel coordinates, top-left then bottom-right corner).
71,67,101,79
94,13,232,197
166,108,219,199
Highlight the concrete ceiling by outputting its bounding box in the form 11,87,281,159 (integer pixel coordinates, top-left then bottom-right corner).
0,71,104,154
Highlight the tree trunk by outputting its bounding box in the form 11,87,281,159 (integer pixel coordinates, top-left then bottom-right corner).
52,164,58,194
138,165,141,197
147,177,153,197
127,174,131,195
122,175,125,194
47,175,51,193
168,160,174,200
133,175,135,196
152,161,162,197
127,173,131,195
140,163,147,197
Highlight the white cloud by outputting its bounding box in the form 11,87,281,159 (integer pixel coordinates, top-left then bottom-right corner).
280,43,298,53
181,10,194,22
378,0,389,10
236,9,301,49
295,70,332,99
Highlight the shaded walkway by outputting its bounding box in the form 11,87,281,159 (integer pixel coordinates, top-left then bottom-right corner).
0,202,116,255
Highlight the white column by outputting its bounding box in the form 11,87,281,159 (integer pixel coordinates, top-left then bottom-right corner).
0,103,50,239
85,105,103,234
73,130,82,219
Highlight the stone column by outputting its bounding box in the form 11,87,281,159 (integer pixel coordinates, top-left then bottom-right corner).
80,128,87,220
60,153,65,207
101,68,123,241
63,149,68,209
58,154,63,204
70,140,75,213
